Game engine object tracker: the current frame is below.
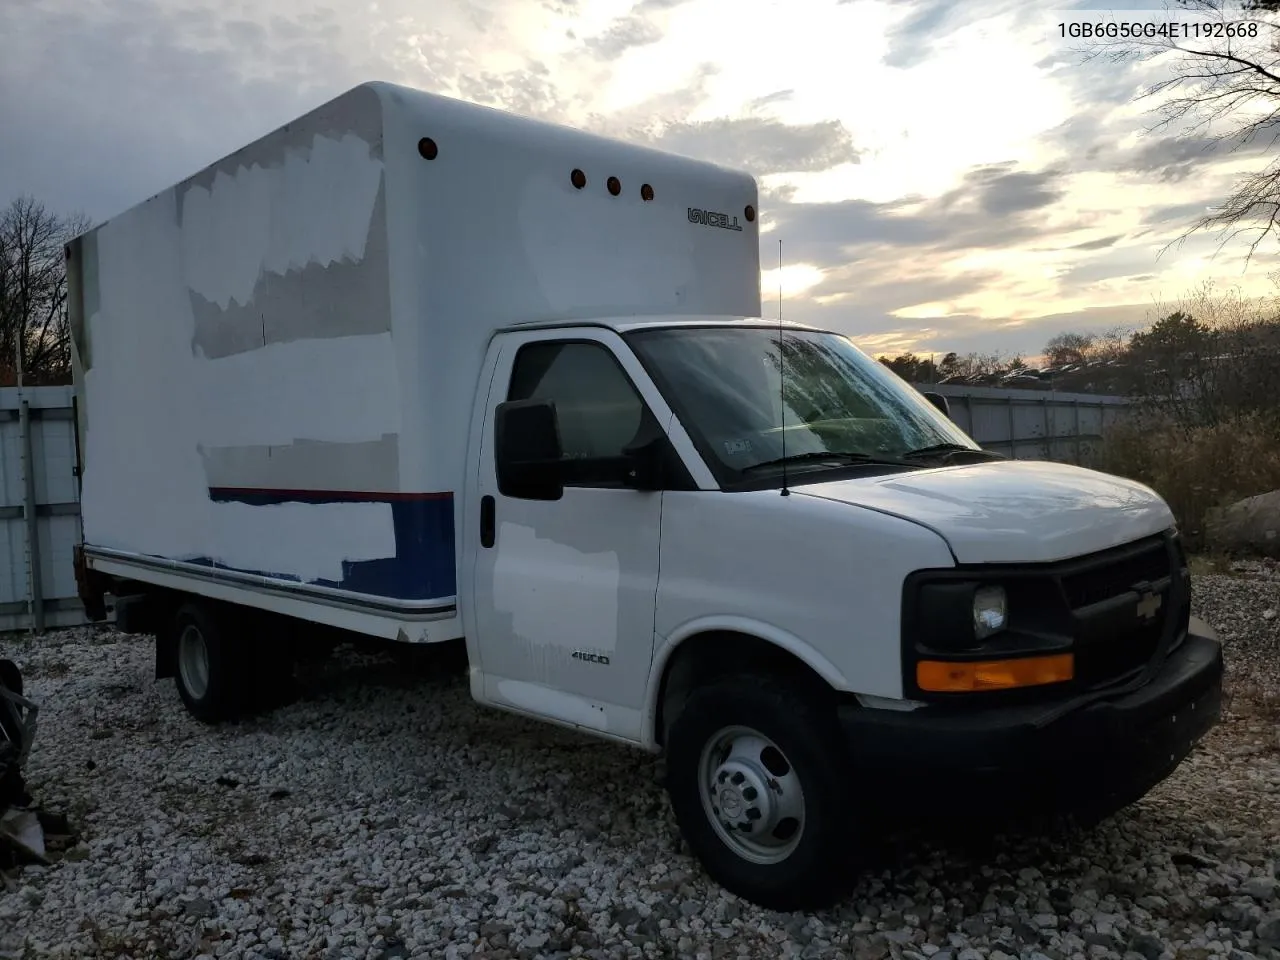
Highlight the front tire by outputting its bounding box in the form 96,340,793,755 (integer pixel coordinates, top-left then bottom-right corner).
665,674,861,910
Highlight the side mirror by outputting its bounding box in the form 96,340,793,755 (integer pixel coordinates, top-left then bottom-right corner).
622,436,666,490
922,391,950,418
495,399,564,501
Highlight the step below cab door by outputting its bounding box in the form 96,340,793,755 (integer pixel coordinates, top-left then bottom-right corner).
466,327,698,744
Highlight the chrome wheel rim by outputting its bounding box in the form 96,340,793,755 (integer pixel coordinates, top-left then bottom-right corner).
698,724,806,865
177,624,210,700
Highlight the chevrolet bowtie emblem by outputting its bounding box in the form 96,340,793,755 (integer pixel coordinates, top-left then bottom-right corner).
1136,590,1162,620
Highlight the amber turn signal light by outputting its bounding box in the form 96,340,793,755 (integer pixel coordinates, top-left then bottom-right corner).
916,654,1074,692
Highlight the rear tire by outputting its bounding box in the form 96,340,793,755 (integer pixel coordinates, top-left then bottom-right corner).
172,603,247,724
665,674,861,911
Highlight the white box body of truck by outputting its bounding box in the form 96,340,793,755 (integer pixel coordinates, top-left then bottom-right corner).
70,81,1224,912
69,81,757,643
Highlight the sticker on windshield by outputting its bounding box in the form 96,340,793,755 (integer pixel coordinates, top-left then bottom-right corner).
723,438,753,455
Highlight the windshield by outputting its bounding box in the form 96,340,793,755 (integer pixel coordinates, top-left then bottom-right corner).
625,325,979,486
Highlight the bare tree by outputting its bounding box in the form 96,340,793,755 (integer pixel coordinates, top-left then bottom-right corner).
953,352,1013,377
0,197,91,386
1043,331,1098,366
1092,325,1136,361
1081,1,1280,260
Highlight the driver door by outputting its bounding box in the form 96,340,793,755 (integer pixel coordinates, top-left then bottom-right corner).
470,330,674,743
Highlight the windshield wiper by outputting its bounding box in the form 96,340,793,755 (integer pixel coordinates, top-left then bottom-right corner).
900,442,1006,462
742,451,913,473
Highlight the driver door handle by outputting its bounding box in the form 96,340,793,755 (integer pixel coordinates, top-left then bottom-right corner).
480,495,496,548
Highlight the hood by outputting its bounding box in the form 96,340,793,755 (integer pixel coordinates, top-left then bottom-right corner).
796,459,1175,564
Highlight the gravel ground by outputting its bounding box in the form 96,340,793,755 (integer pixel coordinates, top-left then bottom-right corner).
0,571,1277,960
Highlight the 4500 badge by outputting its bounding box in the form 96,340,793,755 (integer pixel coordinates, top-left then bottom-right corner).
572,650,611,665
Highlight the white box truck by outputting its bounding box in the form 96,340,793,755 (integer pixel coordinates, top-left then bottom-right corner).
68,81,1223,910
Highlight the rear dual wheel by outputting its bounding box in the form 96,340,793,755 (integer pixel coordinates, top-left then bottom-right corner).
172,602,296,723
174,603,246,723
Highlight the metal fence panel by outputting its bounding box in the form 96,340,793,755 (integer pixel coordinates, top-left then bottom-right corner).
0,386,88,633
913,383,1130,464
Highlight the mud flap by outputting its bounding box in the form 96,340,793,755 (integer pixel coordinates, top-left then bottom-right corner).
154,612,178,681
72,544,108,622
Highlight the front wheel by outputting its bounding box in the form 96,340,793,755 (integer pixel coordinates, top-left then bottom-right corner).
665,675,862,911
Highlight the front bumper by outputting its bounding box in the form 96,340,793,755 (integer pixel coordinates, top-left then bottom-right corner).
840,616,1223,821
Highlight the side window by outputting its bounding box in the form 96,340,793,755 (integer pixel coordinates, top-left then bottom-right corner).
507,340,651,486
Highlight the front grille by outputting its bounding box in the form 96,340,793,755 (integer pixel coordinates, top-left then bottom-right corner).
1063,535,1183,688
1060,536,1169,608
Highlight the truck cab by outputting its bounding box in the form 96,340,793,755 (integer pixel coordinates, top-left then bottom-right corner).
462,314,1223,911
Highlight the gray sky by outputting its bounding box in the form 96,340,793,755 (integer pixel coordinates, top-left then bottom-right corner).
2,0,1273,359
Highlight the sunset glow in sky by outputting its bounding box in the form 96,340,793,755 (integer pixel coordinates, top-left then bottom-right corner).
2,0,1274,359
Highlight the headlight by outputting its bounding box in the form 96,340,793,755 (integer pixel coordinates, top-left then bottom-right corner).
973,585,1007,639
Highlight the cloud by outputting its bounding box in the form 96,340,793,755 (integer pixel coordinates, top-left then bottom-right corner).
0,0,586,221
654,117,861,174
586,70,861,177
1140,200,1214,227
1056,246,1168,285
583,15,664,59
882,0,954,69
1070,235,1123,250
833,0,955,68
0,0,338,221
583,61,721,137
792,295,1157,360
839,0,1042,70
581,0,695,60
763,161,1072,266
748,90,796,111
753,152,1168,358
456,62,585,121
1121,136,1221,183
811,264,1008,314
968,165,1066,215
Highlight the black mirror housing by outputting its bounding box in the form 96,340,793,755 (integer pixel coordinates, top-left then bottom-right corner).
622,436,666,490
495,399,565,500
922,391,950,418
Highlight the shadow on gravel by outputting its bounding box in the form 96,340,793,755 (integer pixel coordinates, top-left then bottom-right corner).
241,643,1155,906
289,640,470,697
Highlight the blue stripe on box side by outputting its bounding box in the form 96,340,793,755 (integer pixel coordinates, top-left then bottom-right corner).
199,488,457,601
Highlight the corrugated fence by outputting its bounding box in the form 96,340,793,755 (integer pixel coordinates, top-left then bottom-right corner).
916,383,1131,463
1,386,86,634
0,383,1133,634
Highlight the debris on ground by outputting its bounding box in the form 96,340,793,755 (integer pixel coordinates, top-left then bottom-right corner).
0,809,46,865
0,656,67,878
0,657,37,812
